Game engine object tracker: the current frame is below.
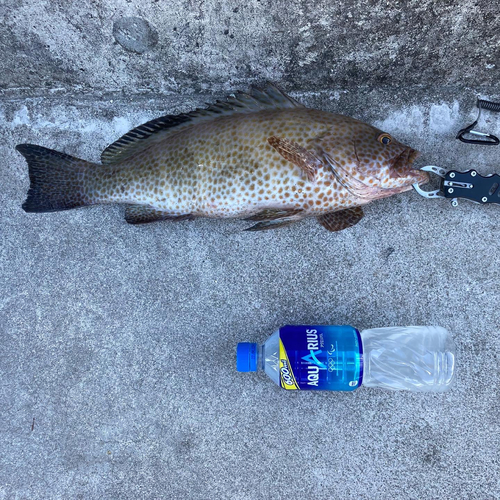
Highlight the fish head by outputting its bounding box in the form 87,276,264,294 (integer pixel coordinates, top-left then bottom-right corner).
315,118,429,199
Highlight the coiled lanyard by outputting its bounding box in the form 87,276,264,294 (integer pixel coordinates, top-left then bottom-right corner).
456,99,500,145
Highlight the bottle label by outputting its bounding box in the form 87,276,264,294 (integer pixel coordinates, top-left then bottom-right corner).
279,325,363,391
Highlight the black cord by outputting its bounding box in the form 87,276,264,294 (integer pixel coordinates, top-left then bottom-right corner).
477,99,500,112
456,99,500,145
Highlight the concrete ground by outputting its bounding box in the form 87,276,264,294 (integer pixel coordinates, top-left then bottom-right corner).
1,1,500,499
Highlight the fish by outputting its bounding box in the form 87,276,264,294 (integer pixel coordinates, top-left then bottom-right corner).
16,84,428,232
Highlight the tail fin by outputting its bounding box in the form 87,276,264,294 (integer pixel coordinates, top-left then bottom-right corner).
16,144,94,213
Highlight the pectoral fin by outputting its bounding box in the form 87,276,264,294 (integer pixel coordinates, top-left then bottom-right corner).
244,208,303,222
318,207,364,232
268,136,322,182
244,215,304,231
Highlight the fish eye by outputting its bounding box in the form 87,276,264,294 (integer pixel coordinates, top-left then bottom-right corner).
378,133,392,145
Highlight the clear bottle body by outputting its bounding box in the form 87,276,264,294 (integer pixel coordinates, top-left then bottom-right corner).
240,325,456,392
360,326,455,392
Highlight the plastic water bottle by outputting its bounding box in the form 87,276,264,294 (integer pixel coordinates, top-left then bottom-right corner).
236,325,456,392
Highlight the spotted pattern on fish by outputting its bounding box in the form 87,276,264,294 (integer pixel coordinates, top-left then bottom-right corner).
17,84,429,231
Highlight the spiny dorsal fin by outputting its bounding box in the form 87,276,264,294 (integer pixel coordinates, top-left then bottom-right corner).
101,83,303,165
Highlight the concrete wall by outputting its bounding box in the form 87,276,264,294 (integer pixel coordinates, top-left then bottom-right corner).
2,1,498,94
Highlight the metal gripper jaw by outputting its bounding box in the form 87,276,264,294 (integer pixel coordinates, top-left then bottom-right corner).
413,165,500,207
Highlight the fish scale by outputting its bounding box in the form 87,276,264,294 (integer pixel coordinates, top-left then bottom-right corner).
16,84,428,231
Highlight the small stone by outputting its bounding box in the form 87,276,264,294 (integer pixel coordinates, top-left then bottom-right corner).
113,17,158,54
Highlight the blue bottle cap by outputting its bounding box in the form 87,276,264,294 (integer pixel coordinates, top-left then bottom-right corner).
236,342,258,372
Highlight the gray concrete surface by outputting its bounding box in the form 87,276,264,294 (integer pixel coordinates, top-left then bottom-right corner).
1,1,500,499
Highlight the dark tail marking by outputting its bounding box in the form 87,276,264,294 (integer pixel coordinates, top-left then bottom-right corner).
16,144,92,213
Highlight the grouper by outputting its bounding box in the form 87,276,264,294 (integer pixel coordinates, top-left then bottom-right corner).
16,84,428,231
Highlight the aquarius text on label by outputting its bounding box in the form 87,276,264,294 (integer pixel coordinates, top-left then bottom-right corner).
306,329,319,350
307,365,319,386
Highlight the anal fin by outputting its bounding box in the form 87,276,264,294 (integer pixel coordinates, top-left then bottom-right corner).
125,205,193,225
318,207,364,232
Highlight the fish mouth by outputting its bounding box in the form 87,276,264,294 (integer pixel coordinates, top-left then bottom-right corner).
392,148,429,185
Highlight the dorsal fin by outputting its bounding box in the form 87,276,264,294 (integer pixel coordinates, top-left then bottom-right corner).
101,83,304,165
